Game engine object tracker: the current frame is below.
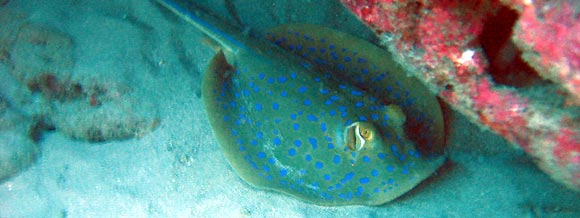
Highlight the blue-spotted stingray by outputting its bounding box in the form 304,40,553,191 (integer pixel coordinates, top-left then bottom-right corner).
157,0,446,206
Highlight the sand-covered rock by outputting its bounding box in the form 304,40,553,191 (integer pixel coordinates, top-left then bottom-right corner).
0,96,39,182
0,8,161,142
49,82,161,142
9,23,74,84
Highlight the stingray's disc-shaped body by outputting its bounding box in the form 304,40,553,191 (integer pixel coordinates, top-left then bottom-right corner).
202,48,445,206
157,0,446,206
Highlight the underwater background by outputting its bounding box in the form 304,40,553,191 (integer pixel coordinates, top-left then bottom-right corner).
0,0,579,217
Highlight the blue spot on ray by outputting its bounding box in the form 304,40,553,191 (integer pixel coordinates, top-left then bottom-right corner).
315,162,324,169
280,169,288,177
320,123,327,132
333,155,341,164
290,114,297,120
293,123,300,130
324,136,332,142
341,172,355,184
359,177,370,184
307,114,318,121
309,137,318,149
278,76,287,83
378,153,386,159
327,143,334,149
363,156,371,163
402,165,409,175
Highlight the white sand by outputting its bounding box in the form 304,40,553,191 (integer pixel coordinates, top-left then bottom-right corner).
1,0,579,217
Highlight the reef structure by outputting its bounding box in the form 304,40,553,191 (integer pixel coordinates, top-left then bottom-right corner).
340,0,580,190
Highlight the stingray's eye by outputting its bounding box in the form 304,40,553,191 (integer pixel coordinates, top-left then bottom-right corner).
344,122,376,151
359,126,373,141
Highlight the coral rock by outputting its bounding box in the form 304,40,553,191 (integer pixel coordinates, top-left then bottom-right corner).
341,0,580,190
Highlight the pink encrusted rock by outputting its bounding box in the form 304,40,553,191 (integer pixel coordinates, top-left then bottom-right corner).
511,0,580,106
341,0,580,190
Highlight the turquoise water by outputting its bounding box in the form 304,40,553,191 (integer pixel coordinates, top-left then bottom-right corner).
0,0,579,217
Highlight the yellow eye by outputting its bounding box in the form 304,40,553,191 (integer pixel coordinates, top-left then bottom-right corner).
359,127,373,140
344,122,376,151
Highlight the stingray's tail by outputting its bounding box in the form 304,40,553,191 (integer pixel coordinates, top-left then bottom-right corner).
155,0,245,55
